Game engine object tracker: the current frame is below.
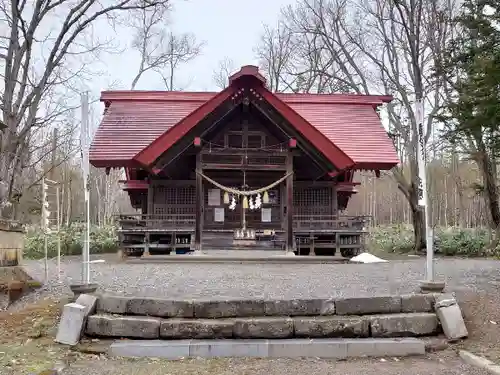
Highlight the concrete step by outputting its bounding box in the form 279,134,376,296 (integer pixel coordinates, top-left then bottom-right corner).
108,338,426,359
86,312,440,340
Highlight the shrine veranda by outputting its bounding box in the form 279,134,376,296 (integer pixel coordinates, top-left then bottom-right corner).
89,66,400,257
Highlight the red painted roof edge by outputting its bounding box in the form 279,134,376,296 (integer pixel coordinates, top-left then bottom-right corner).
119,180,149,190
100,91,393,106
353,161,399,170
229,65,266,85
100,91,215,102
90,159,139,168
277,93,393,106
133,85,238,166
256,86,355,171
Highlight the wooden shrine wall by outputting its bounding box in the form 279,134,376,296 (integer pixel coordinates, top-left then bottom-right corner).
148,180,338,230
149,182,196,219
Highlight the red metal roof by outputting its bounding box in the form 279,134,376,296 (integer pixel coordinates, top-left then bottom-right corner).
90,66,399,170
287,102,399,169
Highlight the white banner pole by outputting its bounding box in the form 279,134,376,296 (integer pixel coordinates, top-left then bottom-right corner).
415,98,433,282
81,92,91,285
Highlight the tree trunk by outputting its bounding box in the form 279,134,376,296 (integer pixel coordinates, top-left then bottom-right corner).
477,147,500,250
409,188,426,252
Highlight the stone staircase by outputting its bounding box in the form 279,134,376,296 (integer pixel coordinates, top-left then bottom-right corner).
76,293,455,359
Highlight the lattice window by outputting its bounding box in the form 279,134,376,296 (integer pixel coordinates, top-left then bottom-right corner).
294,187,332,216
177,186,195,205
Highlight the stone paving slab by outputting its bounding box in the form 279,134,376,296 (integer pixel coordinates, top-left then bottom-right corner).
108,338,426,359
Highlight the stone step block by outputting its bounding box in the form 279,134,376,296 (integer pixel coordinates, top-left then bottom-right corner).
85,312,441,340
401,294,435,313
97,295,194,318
233,317,294,339
86,315,161,339
56,303,88,346
368,313,440,338
108,338,426,359
335,296,402,315
293,316,370,338
193,299,266,318
96,295,129,314
264,298,335,316
56,294,98,346
436,303,468,341
96,294,438,319
160,318,234,339
127,297,193,318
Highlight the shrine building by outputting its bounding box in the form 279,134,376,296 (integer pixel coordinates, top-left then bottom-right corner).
89,65,399,257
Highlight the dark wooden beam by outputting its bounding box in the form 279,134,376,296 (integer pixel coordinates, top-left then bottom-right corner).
332,184,338,218
200,148,298,156
201,163,287,171
194,152,203,252
286,149,294,253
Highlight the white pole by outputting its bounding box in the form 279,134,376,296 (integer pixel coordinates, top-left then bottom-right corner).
41,177,49,283
56,185,61,283
44,235,48,282
415,98,433,281
81,92,91,285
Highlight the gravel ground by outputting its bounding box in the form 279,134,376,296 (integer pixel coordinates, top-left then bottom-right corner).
12,254,500,307
5,253,500,374
60,354,490,375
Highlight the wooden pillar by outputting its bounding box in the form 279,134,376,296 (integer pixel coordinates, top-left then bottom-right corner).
147,182,154,217
332,184,338,217
194,152,203,252
285,150,294,254
143,182,154,257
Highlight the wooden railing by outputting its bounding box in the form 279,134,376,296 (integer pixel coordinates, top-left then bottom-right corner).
117,213,370,232
293,215,370,231
117,214,195,230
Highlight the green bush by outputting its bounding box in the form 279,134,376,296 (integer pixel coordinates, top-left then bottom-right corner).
369,225,493,257
24,223,119,259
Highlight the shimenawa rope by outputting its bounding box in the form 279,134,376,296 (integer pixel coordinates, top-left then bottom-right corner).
196,171,292,196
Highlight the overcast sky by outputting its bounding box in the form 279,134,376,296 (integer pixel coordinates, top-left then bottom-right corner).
97,0,296,93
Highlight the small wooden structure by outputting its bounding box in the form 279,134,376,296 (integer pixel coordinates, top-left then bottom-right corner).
0,220,25,266
90,66,399,257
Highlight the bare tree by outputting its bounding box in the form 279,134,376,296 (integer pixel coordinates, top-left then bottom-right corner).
256,0,457,250
0,0,170,219
212,57,236,89
128,5,203,90
254,23,294,92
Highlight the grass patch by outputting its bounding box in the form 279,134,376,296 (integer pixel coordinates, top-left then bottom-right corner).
368,225,495,257
24,223,118,260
